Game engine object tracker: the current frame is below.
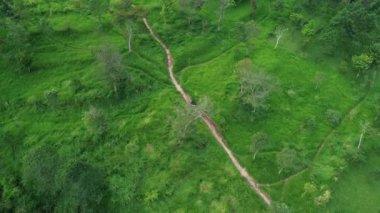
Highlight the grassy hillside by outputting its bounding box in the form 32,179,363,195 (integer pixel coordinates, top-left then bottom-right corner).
1,0,379,212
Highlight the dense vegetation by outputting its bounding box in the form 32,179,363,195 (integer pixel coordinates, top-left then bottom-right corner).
0,0,379,212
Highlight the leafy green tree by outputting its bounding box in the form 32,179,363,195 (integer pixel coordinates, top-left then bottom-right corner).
2,20,33,73
113,0,145,52
55,161,108,213
95,44,127,96
88,0,110,24
171,97,212,142
178,0,207,27
271,201,291,213
83,106,108,137
159,0,175,24
325,109,341,127
352,53,374,77
21,144,60,210
276,147,305,174
250,132,268,159
217,0,235,31
237,59,275,114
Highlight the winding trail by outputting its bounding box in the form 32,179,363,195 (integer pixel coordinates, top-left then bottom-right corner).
260,90,371,187
143,18,272,206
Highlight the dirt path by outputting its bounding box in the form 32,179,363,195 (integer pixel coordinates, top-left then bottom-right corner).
143,18,272,206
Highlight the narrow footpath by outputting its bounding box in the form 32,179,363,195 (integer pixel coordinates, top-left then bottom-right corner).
143,18,272,206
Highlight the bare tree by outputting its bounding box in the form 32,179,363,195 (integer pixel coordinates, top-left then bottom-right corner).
274,26,287,49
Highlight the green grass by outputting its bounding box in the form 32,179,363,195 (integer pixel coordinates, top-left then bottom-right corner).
328,152,380,213
1,0,380,212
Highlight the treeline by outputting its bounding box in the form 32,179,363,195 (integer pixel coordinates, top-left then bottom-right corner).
274,0,380,79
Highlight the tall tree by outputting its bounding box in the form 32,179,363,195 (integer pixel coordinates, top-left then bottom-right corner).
2,20,33,73
83,106,108,137
217,0,235,31
159,0,175,24
21,144,60,210
113,0,145,52
95,44,127,96
56,161,108,213
88,0,110,24
274,26,287,49
251,132,268,159
237,59,275,113
178,0,207,27
171,97,213,142
276,147,305,174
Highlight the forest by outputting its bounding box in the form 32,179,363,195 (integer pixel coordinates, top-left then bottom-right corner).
0,0,380,212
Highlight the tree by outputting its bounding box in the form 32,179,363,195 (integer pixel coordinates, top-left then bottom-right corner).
237,59,275,113
2,20,33,73
325,109,341,127
178,0,207,27
159,0,175,24
21,144,60,210
357,121,370,149
274,26,287,49
250,132,268,159
217,0,235,31
95,44,127,96
88,0,110,24
113,0,145,52
271,202,291,213
276,147,304,174
314,190,331,206
83,106,108,137
171,96,212,142
56,161,108,213
352,53,374,78
313,72,325,90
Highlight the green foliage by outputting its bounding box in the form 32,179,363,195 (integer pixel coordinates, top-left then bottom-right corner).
289,13,305,29
270,202,291,213
95,44,127,97
250,132,268,159
352,53,374,74
325,109,341,127
159,0,175,23
21,144,60,210
83,106,108,136
276,147,305,174
2,20,33,73
237,58,275,114
56,161,108,213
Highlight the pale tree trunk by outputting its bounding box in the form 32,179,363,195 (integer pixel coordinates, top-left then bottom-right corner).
128,25,133,53
357,122,369,149
274,27,287,49
217,10,225,31
275,35,282,49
